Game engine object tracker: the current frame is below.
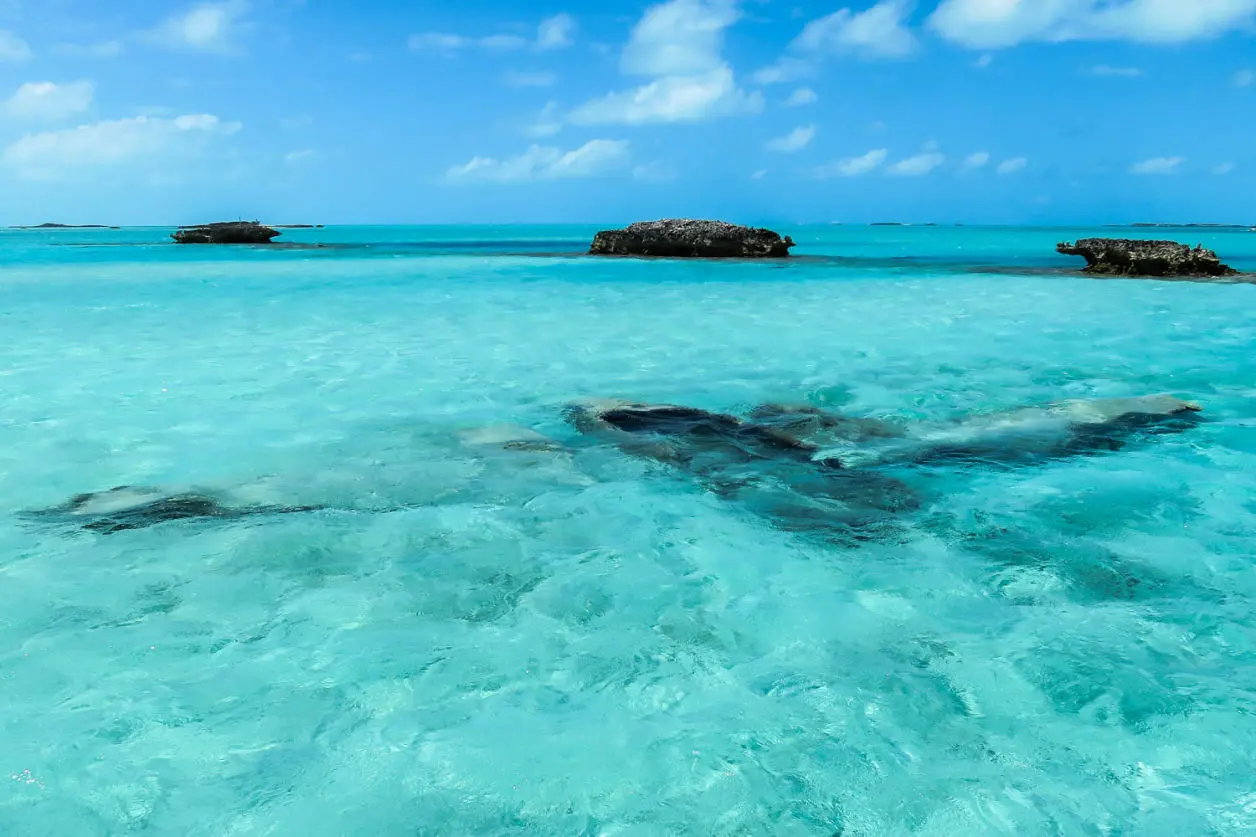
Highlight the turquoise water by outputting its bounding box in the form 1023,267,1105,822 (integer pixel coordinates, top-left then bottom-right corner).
2,225,1255,835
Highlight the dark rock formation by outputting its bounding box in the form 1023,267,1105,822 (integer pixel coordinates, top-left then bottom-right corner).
748,403,906,446
565,394,1206,541
589,219,794,258
566,399,919,543
172,221,281,244
1057,238,1238,277
569,400,818,462
23,485,320,534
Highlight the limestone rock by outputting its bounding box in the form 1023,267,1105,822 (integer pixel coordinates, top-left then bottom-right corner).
172,221,281,244
589,219,795,258
1056,237,1237,277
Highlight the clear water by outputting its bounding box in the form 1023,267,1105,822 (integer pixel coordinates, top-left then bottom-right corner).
2,225,1255,835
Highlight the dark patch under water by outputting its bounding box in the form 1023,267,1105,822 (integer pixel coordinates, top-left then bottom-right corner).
46,239,1256,281
25,397,1206,545
23,487,320,534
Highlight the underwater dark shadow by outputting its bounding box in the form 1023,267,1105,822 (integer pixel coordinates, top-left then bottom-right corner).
53,239,590,254
45,240,1256,279
42,240,1066,269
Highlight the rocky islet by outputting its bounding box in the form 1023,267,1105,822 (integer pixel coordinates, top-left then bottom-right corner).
1056,237,1239,277
589,219,795,258
172,221,282,244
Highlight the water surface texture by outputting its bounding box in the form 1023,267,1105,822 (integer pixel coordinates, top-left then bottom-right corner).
2,225,1255,835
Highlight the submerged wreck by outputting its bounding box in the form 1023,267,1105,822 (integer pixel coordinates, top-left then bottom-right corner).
28,393,1206,543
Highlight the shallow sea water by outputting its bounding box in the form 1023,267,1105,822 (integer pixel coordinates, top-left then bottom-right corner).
2,225,1255,835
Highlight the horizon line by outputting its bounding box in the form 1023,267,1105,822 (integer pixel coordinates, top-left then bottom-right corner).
5,221,1255,230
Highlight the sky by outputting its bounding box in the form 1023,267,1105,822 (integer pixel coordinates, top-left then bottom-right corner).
0,0,1253,225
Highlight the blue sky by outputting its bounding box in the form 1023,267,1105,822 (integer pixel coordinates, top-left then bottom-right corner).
0,0,1253,225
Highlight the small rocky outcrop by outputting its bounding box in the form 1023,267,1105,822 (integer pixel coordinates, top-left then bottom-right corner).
1056,238,1238,277
172,221,281,244
589,219,795,258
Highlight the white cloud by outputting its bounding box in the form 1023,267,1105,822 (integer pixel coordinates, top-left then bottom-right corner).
523,122,561,138
523,101,563,137
285,149,316,165
815,148,889,178
755,2,911,91
793,0,918,58
550,140,633,177
997,156,1029,174
1090,64,1142,76
570,0,758,127
448,139,631,182
975,52,994,68
0,29,31,61
929,0,1078,49
536,14,577,50
930,0,1256,49
888,151,946,176
5,81,94,121
569,65,762,125
766,125,816,153
621,0,740,76
632,161,676,181
1130,156,1184,174
962,151,991,169
752,168,768,179
411,13,577,55
753,57,813,84
409,32,528,52
152,1,249,53
1213,162,1236,175
1089,0,1256,42
505,71,559,87
1235,68,1256,87
172,114,227,131
785,86,818,106
53,41,125,59
2,113,241,180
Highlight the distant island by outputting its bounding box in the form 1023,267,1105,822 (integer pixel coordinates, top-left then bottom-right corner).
11,223,120,229
7,222,322,231
1115,223,1255,230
